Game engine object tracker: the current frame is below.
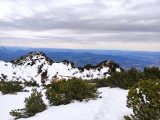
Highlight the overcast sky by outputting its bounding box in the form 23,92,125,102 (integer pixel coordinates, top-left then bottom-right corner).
0,0,160,51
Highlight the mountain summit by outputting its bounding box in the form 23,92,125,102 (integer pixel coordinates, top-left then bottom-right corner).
0,46,10,53
0,46,5,50
0,51,122,84
10,51,53,66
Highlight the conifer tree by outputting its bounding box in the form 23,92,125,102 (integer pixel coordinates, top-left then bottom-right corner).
124,79,160,120
24,88,47,116
10,88,46,119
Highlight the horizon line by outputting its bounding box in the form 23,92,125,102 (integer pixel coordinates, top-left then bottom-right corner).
1,45,160,53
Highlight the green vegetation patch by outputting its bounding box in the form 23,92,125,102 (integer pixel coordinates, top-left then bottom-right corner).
0,81,24,94
92,66,160,89
10,88,46,119
45,78,100,106
124,79,160,120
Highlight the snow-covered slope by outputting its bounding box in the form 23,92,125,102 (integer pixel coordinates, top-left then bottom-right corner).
0,51,122,84
0,52,132,120
0,87,132,120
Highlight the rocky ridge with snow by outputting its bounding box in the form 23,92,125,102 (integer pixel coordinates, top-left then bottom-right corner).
0,51,122,84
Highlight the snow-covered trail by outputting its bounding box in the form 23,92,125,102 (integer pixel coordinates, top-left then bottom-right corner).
0,87,132,120
93,88,132,120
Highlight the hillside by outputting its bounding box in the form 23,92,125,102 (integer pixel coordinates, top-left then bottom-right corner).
0,51,122,84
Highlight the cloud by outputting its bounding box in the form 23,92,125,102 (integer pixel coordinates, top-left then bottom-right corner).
0,0,160,51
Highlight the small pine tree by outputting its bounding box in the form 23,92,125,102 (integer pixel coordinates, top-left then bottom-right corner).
10,88,46,119
24,88,47,116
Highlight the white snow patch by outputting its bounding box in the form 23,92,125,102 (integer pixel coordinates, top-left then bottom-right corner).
116,68,121,72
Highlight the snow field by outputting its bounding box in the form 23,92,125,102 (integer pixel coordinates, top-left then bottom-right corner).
0,87,132,120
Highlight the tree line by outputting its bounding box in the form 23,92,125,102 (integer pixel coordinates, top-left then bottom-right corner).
92,66,160,89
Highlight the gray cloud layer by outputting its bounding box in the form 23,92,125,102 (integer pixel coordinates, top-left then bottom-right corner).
0,0,160,51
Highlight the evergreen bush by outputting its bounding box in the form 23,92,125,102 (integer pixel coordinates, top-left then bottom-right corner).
124,79,160,120
143,66,160,80
0,81,24,94
24,88,47,116
10,88,46,119
24,80,39,87
45,78,100,106
93,67,160,89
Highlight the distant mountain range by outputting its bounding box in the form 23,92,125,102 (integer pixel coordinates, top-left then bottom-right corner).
0,46,160,70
